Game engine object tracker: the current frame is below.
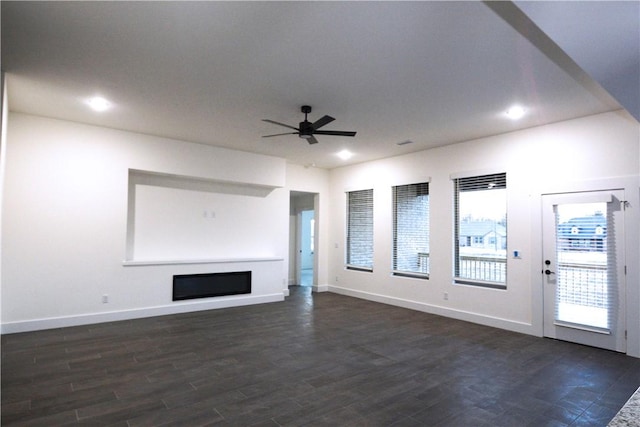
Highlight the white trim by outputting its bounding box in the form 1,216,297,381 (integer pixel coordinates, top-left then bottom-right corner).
1,293,284,334
553,321,611,335
536,175,639,197
542,191,613,204
327,285,534,335
449,168,507,181
388,176,432,188
345,264,373,272
343,185,374,193
313,284,329,292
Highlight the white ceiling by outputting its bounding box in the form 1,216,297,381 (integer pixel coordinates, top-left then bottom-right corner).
2,1,636,169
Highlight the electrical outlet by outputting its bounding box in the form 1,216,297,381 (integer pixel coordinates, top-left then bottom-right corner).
443,292,449,301
335,276,339,282
102,294,109,304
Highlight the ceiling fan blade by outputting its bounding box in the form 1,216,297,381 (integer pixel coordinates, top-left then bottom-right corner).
307,135,319,145
314,130,357,137
311,115,335,130
262,119,299,131
262,132,297,138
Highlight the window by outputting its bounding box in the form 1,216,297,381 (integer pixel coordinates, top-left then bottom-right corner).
393,182,429,278
453,172,507,288
555,202,609,328
346,189,373,271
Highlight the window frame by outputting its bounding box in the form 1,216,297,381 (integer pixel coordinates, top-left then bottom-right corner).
392,181,430,279
345,188,374,272
453,172,507,289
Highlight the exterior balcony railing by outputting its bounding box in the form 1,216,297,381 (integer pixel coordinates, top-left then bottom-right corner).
557,261,608,309
458,255,506,283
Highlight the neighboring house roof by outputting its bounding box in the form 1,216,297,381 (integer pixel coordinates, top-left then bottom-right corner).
460,221,506,237
558,214,606,239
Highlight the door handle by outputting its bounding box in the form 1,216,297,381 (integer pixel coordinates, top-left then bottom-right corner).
543,260,555,275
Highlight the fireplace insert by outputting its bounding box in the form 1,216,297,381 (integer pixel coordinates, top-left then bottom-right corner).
173,271,251,301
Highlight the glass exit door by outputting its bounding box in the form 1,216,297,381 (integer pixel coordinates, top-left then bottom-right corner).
542,190,626,352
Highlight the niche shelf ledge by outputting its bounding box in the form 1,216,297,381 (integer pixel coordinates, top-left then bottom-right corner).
122,257,284,267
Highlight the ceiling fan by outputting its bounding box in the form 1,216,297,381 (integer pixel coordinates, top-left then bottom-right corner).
262,105,356,145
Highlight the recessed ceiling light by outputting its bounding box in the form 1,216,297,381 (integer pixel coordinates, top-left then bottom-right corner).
336,150,353,160
86,96,112,112
505,105,526,120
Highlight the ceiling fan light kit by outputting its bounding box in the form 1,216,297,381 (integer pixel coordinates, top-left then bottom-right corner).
262,105,356,145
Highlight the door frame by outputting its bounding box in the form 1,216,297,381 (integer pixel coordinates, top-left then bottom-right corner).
541,189,626,352
289,191,319,289
531,176,640,357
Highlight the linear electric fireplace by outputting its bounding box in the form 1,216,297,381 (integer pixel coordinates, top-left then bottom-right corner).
173,271,251,301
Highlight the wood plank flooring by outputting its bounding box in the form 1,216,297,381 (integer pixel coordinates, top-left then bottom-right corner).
2,286,640,426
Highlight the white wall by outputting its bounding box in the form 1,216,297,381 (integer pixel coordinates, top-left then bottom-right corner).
1,113,289,333
328,110,640,355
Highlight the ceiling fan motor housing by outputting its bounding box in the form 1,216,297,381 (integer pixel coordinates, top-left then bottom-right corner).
299,121,313,139
299,105,313,138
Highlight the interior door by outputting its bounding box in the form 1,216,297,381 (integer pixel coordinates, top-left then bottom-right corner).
542,190,626,352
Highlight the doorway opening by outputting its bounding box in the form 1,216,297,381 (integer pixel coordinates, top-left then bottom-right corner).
289,191,318,288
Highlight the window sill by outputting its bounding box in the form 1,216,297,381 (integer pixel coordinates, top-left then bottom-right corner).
454,278,506,290
393,271,429,280
346,265,373,272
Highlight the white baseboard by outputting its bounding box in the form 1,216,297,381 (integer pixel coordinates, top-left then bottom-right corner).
1,293,284,334
327,285,534,335
313,284,329,292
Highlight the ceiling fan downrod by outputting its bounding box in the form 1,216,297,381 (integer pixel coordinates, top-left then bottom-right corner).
299,106,313,139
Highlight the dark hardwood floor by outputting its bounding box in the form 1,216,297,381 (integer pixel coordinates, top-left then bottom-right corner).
2,286,640,426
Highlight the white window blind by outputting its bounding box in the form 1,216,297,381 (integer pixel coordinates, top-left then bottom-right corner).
346,189,373,271
453,172,507,288
393,182,429,278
